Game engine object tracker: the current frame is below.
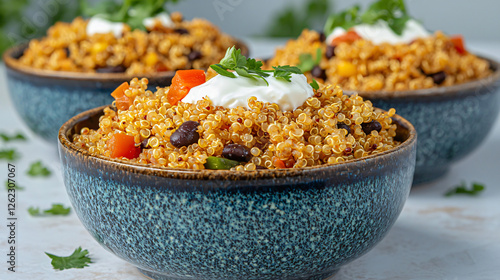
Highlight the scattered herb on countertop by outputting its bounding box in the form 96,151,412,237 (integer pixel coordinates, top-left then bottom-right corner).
210,46,303,86
0,132,27,142
298,48,322,73
46,247,92,270
5,180,24,191
28,204,71,216
444,182,485,197
81,0,182,30
0,149,20,161
27,161,51,177
324,0,412,36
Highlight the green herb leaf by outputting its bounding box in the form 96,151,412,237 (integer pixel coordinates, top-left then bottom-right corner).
27,161,51,177
210,64,236,78
5,180,24,191
81,0,182,30
28,204,71,216
0,149,20,161
310,79,320,90
445,182,485,197
324,5,361,35
273,65,302,82
298,48,323,73
45,247,92,270
324,0,412,36
211,47,304,86
204,156,240,170
361,0,410,35
0,132,27,142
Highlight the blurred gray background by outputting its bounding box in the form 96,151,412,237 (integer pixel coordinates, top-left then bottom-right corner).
174,0,500,41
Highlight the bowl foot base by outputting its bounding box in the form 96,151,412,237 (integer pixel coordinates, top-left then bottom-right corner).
413,165,450,185
138,268,339,280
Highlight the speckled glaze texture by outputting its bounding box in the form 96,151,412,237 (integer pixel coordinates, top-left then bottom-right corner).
58,107,416,280
355,58,500,185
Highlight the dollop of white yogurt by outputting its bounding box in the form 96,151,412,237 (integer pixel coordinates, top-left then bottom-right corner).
86,16,125,38
182,74,314,112
326,19,430,45
143,12,175,29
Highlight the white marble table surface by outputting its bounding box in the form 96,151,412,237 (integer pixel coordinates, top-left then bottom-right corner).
0,39,499,280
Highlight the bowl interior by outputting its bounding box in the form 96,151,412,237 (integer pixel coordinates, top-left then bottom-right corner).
59,105,417,181
3,40,249,82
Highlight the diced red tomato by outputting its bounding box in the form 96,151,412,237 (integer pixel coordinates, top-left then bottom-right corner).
107,133,141,159
331,30,362,46
273,157,286,169
111,82,132,111
450,35,467,55
167,70,206,105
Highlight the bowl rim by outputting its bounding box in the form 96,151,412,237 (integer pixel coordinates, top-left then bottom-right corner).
58,105,417,181
3,40,248,81
344,55,500,99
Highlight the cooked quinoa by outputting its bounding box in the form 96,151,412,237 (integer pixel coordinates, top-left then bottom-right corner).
267,30,493,92
18,13,237,75
73,77,400,170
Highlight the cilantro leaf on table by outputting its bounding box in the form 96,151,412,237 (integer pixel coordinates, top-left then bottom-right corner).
0,149,20,161
28,204,71,216
445,182,485,197
210,46,303,86
45,247,92,270
0,132,27,142
27,161,51,177
5,180,24,191
298,48,322,73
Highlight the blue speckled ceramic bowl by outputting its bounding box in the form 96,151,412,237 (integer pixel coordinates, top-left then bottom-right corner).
351,57,500,185
3,42,248,143
58,106,417,280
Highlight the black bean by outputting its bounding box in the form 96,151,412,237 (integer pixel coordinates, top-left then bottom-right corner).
256,165,268,170
141,138,149,149
361,120,382,135
318,32,326,42
337,122,351,135
429,71,446,85
96,65,126,73
222,144,251,162
63,47,70,58
325,45,336,59
170,121,200,148
174,28,189,35
188,50,202,61
311,65,327,80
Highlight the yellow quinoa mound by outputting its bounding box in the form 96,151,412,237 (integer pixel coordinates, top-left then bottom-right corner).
73,77,400,170
267,30,492,92
18,13,237,74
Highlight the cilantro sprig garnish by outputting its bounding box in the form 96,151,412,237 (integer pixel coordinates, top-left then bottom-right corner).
445,182,485,197
46,247,92,270
210,46,303,86
298,48,322,73
28,204,71,216
81,0,181,30
324,0,412,36
27,161,51,177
